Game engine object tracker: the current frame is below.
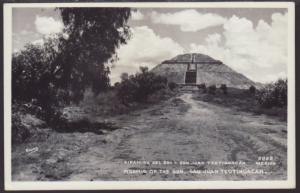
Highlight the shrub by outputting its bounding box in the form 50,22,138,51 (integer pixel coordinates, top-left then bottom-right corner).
256,79,287,108
120,73,129,81
197,83,206,89
114,82,120,89
12,112,30,144
168,82,178,91
20,101,43,117
117,67,168,104
11,102,39,145
197,83,207,93
208,85,216,94
12,38,73,129
12,41,60,106
249,85,256,95
148,88,173,103
220,84,227,94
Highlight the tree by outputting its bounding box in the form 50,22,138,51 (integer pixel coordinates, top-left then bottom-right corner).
117,67,168,103
56,8,131,103
120,72,129,81
12,8,132,124
249,85,256,95
220,84,227,94
12,35,61,106
256,79,287,108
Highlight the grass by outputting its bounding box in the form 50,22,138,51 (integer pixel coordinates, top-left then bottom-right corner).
12,87,177,146
79,88,177,118
194,87,287,122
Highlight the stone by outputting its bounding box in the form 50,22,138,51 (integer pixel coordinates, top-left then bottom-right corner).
151,53,260,89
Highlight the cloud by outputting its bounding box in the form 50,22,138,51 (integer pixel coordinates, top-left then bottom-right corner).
151,9,226,32
131,10,144,21
189,12,288,83
205,33,221,45
35,15,63,35
110,26,184,84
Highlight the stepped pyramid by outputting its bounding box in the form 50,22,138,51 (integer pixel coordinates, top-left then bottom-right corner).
151,53,257,89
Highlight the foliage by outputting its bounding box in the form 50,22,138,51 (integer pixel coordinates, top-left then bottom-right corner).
168,82,178,91
256,79,287,108
114,82,120,88
85,89,130,115
197,87,287,121
12,111,30,145
148,88,174,104
12,8,134,144
197,83,206,89
12,8,132,127
249,85,256,95
12,37,60,104
197,83,207,93
117,67,168,103
57,8,131,99
208,85,216,94
12,103,49,145
120,72,129,82
220,84,227,94
13,8,131,104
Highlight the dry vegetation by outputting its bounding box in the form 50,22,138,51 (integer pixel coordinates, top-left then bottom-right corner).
12,79,178,146
12,92,287,181
194,81,287,122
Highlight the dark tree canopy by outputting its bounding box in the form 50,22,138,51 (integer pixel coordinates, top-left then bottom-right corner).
12,36,61,106
13,8,132,110
56,8,131,102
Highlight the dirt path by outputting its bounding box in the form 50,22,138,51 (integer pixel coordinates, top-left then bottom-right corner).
12,92,287,181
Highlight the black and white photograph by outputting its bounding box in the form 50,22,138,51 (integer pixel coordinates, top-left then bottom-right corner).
3,1,295,190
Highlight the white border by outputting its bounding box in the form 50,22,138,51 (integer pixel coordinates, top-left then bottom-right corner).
4,2,296,190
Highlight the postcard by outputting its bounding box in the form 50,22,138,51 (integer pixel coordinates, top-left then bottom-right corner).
3,1,295,190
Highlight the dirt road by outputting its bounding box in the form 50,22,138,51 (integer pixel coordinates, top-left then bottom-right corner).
12,92,287,181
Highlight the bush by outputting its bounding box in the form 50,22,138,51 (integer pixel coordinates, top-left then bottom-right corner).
117,67,168,104
120,73,129,81
249,85,256,95
11,38,74,130
113,82,120,89
168,82,178,91
197,83,207,93
220,84,227,94
12,41,60,106
12,112,30,145
148,88,173,103
12,103,39,145
12,30,115,125
208,85,216,94
12,103,51,145
256,79,287,108
197,83,206,89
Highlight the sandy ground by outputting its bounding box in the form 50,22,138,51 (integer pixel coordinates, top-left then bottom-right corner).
12,92,287,181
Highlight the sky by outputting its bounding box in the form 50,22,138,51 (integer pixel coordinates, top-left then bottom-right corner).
12,7,288,84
